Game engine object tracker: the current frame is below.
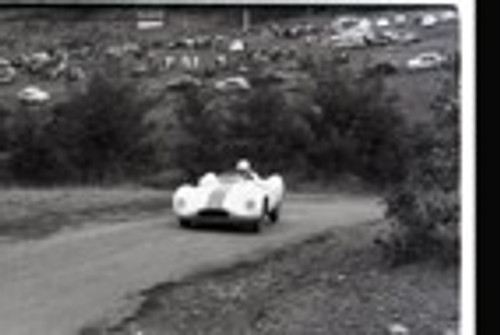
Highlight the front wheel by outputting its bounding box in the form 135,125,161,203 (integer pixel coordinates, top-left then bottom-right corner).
248,220,262,233
268,206,280,223
179,219,192,228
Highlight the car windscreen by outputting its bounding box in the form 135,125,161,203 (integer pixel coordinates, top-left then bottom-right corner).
217,171,248,184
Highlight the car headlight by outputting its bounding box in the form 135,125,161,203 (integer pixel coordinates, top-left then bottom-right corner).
245,199,256,211
175,198,186,210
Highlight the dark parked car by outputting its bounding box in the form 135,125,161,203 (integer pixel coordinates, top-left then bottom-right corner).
364,61,399,76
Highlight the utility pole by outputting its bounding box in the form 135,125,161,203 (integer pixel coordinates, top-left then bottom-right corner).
306,6,314,18
242,7,251,33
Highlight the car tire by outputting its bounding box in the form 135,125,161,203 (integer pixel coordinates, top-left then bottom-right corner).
179,219,192,228
268,207,280,223
249,220,262,233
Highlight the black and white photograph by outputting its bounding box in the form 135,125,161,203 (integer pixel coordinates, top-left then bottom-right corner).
0,1,474,335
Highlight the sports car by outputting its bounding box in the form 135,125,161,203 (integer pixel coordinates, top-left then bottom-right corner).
172,170,285,232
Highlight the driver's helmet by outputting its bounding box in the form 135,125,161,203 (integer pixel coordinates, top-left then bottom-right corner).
236,159,251,171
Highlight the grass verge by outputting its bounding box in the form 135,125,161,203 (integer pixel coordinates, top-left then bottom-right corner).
0,187,171,241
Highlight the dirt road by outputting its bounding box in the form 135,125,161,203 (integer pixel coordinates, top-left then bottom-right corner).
0,194,383,335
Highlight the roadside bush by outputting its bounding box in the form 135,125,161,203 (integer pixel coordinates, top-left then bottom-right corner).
221,86,316,174
168,54,407,187
0,104,11,152
305,55,409,185
165,86,219,179
379,80,460,265
6,104,72,184
4,52,410,189
168,81,317,180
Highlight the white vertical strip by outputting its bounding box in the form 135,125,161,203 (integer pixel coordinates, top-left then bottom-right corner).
458,0,476,334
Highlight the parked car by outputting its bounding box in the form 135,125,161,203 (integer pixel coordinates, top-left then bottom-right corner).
420,14,438,27
375,17,391,27
407,52,446,70
17,86,51,104
365,60,399,76
0,58,16,84
380,30,400,43
394,14,407,25
228,39,246,52
439,10,458,22
166,75,202,90
399,31,421,45
172,163,285,232
331,16,361,32
214,76,251,91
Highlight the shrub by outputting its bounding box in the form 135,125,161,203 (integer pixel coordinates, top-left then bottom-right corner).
0,104,11,151
305,55,409,185
166,86,220,178
221,85,316,173
168,54,407,187
6,104,74,184
168,80,317,180
379,80,460,265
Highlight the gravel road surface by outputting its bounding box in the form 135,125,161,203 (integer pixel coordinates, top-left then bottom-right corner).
0,194,383,335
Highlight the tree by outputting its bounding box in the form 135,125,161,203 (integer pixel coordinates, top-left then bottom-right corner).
168,54,407,186
306,55,408,184
8,64,155,184
0,104,11,151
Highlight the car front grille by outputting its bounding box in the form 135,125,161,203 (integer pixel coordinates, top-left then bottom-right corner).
197,209,230,218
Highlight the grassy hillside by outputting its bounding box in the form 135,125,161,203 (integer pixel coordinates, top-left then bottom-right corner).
0,6,459,186
0,6,458,117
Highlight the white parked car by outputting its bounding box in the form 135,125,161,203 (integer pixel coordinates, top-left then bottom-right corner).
375,17,391,27
394,14,407,25
399,31,421,45
137,19,164,30
439,10,458,22
380,30,400,43
228,39,245,52
407,52,446,70
172,167,285,232
332,16,361,32
0,58,16,84
214,76,251,91
17,86,50,104
330,31,368,48
166,75,202,90
420,14,438,27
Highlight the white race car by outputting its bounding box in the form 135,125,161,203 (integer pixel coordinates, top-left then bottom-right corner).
172,170,285,232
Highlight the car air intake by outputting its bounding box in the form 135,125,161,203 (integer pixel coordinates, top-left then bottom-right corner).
198,209,229,218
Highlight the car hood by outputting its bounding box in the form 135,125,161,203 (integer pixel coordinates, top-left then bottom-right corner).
199,181,262,204
174,180,266,215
